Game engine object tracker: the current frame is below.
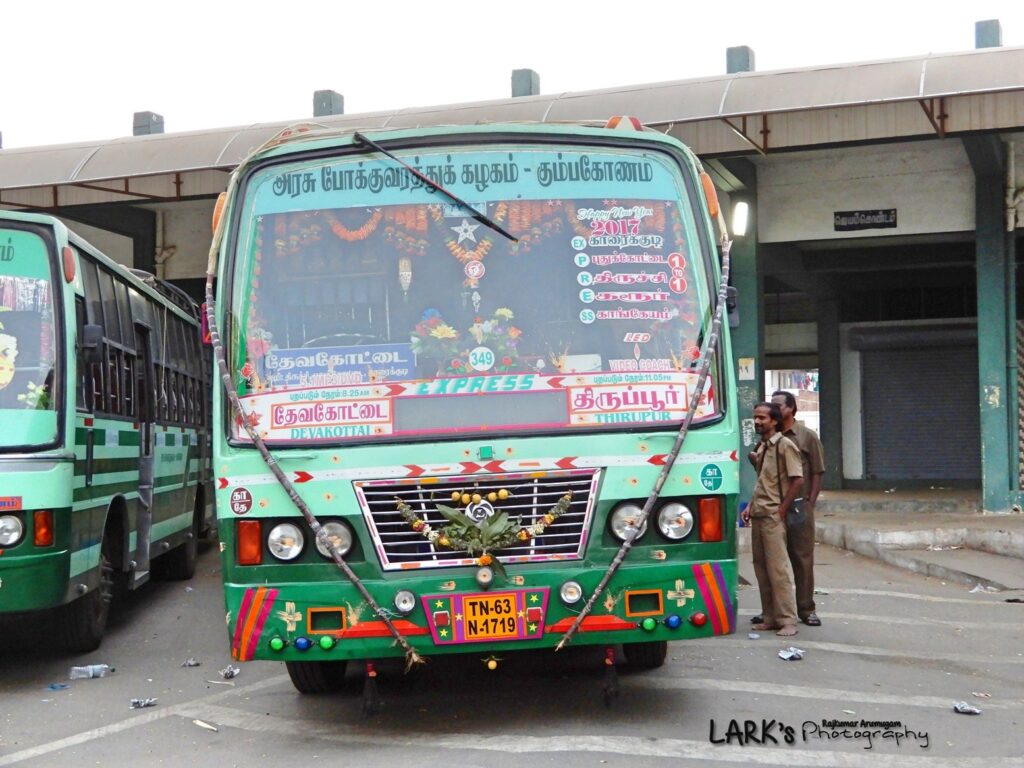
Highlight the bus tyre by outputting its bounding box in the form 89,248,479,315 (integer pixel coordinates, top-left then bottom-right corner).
154,507,199,581
622,640,667,669
285,660,350,694
60,537,115,653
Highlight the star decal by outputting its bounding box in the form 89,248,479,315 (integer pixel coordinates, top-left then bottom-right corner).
528,623,538,633
451,219,480,244
439,627,449,638
434,599,445,609
455,613,464,622
528,594,540,604
517,610,525,619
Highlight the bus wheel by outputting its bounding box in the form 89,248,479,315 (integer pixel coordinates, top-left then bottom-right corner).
285,660,350,694
622,641,667,670
153,507,199,581
60,536,116,652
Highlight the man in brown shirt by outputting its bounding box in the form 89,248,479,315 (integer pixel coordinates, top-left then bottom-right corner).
772,389,825,627
741,402,802,637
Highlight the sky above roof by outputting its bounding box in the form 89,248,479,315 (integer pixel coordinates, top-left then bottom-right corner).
2,0,1022,149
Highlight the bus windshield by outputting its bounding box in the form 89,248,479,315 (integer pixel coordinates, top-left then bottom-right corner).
0,228,58,449
230,142,719,444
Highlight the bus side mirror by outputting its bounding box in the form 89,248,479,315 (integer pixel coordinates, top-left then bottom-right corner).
81,324,104,364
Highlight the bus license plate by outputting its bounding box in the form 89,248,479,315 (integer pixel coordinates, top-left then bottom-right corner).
463,593,518,640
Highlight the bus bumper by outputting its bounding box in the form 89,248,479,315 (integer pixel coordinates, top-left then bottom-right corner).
0,550,71,612
224,559,737,662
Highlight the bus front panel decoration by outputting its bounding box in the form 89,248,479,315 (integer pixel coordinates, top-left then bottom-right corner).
209,121,740,695
0,212,213,652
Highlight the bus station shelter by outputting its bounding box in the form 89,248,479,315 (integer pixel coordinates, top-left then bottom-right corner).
2,37,1023,513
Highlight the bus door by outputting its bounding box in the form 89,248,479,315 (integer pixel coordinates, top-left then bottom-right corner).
132,323,155,585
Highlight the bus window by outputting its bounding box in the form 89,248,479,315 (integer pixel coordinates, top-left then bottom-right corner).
75,296,88,411
116,280,134,354
98,269,122,344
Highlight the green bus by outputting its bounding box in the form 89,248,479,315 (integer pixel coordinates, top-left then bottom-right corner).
0,211,212,651
211,118,740,693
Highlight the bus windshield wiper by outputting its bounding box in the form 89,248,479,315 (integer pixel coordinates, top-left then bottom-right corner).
353,131,517,243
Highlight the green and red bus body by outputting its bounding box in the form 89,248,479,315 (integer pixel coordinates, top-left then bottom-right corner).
213,122,739,675
0,212,212,650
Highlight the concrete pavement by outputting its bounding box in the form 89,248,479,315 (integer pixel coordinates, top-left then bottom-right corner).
739,489,1024,593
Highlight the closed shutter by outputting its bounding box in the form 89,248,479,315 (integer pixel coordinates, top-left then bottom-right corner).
862,346,980,480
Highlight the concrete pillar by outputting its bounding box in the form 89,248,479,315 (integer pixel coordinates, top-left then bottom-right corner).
726,46,755,74
817,297,843,489
511,69,540,98
975,19,1002,49
965,136,1017,512
133,111,164,136
314,90,344,117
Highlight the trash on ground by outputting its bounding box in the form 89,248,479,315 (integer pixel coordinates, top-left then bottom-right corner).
778,646,805,661
129,698,158,709
927,544,963,551
971,692,992,698
184,586,194,592
205,679,235,686
748,632,761,640
69,664,113,679
953,701,982,715
969,584,999,594
47,683,70,691
813,588,830,595
842,709,856,715
1004,598,1024,603
193,719,219,732
883,488,896,493
219,664,240,679
180,658,201,667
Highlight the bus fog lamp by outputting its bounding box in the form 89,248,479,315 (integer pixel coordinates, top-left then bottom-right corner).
665,614,682,629
475,566,494,588
656,503,694,540
268,523,304,561
318,636,336,650
641,617,658,632
315,521,353,559
609,503,647,542
269,637,286,652
394,590,417,614
0,516,24,547
294,636,313,651
559,581,583,605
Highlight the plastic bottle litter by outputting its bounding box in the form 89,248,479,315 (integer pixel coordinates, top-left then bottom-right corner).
953,701,982,715
69,664,113,679
778,646,805,661
129,698,158,709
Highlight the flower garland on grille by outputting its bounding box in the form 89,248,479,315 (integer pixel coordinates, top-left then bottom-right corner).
395,491,573,577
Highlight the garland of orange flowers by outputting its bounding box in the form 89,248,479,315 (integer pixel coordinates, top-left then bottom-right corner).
385,205,429,233
429,203,509,264
322,209,383,242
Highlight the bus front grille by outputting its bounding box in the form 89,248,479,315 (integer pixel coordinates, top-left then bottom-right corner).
354,469,600,571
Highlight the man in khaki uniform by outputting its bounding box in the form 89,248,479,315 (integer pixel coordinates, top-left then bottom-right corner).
741,402,802,637
772,389,825,627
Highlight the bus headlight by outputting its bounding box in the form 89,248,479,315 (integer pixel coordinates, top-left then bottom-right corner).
267,523,304,561
0,516,24,547
657,502,694,540
609,503,647,542
394,590,417,614
314,521,353,559
559,581,583,605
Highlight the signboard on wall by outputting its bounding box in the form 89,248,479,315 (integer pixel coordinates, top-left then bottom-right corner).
833,209,897,231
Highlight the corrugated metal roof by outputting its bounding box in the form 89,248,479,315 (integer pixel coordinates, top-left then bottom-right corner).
1,45,1023,195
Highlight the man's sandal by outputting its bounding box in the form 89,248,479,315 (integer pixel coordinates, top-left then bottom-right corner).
802,612,821,626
